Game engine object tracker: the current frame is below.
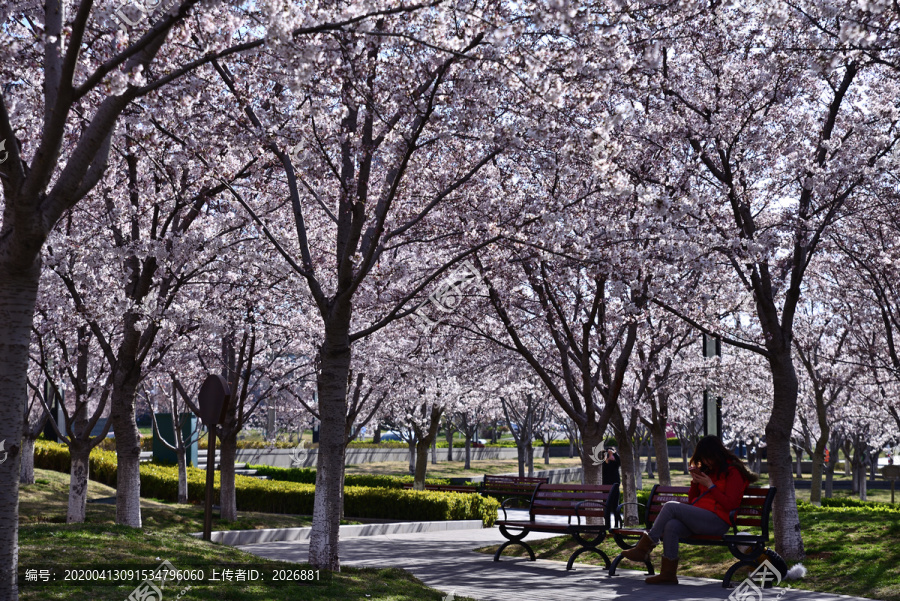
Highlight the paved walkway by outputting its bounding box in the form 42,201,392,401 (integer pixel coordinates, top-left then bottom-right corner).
237,524,878,601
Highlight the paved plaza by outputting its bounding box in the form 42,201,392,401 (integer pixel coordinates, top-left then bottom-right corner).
238,524,878,601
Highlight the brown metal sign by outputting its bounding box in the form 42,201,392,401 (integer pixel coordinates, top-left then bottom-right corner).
198,374,230,427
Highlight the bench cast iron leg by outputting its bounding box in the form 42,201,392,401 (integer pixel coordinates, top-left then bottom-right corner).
566,532,610,570
608,552,654,577
494,526,536,562
721,541,766,588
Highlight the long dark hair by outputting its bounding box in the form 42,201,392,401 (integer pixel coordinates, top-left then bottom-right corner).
690,435,758,484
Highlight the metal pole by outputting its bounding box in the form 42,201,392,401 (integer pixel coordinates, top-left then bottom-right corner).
202,426,217,541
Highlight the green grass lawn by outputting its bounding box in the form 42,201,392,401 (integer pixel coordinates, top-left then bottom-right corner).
18,469,471,601
20,469,320,533
478,502,900,600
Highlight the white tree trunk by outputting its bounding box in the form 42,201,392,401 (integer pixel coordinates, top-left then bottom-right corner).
767,357,805,560
19,438,35,486
308,329,350,571
67,448,90,523
0,265,41,601
111,394,142,528
219,435,237,521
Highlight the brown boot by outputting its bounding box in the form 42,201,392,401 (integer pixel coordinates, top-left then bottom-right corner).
646,556,679,585
620,533,656,562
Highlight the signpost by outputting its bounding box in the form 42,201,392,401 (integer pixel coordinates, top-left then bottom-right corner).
198,374,230,541
882,465,900,504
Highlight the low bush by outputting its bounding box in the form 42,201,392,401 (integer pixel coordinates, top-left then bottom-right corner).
248,465,451,488
805,497,900,513
33,441,495,525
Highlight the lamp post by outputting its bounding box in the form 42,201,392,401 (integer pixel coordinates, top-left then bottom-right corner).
702,333,722,439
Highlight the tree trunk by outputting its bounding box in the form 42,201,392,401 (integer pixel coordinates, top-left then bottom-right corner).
581,426,603,486
407,440,416,474
681,444,690,475
869,450,880,483
219,434,237,521
766,357,804,560
372,426,381,444
445,427,453,461
176,446,188,504
431,438,437,465
516,444,524,478
414,406,441,490
525,441,534,477
110,388,142,528
843,442,853,477
616,432,639,526
543,442,550,465
809,441,827,505
464,437,472,471
19,438,35,486
651,424,671,486
0,264,41,601
67,446,91,524
308,324,351,572
569,438,575,459
795,447,803,479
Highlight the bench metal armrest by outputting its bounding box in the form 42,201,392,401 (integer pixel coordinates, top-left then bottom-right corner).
574,500,606,526
499,496,531,521
615,502,646,529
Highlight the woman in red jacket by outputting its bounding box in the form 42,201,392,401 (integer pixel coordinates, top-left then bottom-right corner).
621,435,758,585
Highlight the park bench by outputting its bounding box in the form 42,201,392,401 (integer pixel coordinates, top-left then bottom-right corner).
493,482,620,570
608,485,784,587
480,474,548,499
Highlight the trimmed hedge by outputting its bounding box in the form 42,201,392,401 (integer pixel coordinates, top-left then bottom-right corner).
33,441,497,526
248,465,452,488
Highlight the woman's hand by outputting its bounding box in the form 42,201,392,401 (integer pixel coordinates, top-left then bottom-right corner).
691,470,714,489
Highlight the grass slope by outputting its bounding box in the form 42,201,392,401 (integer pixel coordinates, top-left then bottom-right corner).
19,469,471,601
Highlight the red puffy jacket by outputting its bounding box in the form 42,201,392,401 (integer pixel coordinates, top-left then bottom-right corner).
688,463,748,525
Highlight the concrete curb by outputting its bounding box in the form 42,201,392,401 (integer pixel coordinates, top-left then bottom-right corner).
192,519,484,546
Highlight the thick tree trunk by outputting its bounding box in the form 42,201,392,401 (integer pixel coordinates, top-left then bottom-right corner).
407,441,416,474
543,442,550,465
67,446,91,524
372,427,381,444
0,265,41,601
766,357,804,560
650,424,671,486
19,438,35,486
110,388,142,528
516,444,524,478
219,434,237,521
581,426,603,486
414,442,430,489
795,447,803,479
809,440,827,505
431,438,437,465
616,434,639,526
308,325,350,572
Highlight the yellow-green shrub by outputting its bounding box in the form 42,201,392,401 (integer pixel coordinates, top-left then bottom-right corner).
33,440,498,526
